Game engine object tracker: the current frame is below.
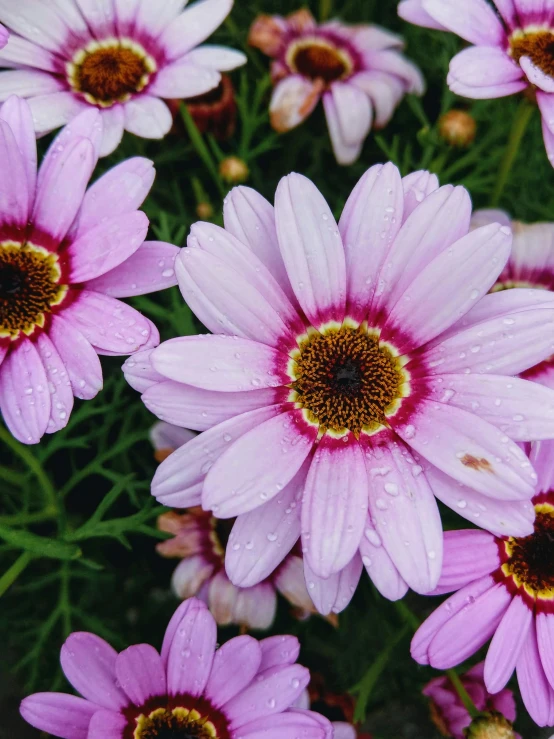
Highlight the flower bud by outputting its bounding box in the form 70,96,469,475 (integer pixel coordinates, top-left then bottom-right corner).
219,156,249,184
464,712,516,739
196,202,214,220
439,110,477,147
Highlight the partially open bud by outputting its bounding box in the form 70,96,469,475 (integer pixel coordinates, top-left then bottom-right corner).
464,712,516,739
219,156,249,184
439,110,477,148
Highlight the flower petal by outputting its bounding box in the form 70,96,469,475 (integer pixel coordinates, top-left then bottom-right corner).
269,75,322,132
35,332,74,434
151,335,286,391
362,50,424,93
205,635,262,708
133,0,188,37
383,222,512,353
87,241,179,298
185,45,247,71
0,34,59,72
275,173,346,327
0,0,71,51
60,632,127,710
237,711,331,739
49,314,103,400
359,521,409,601
86,709,128,739
20,693,97,739
0,340,50,444
401,170,440,220
517,620,554,727
323,91,364,165
124,96,172,139
366,437,443,594
203,410,316,517
225,462,305,586
274,555,314,613
537,611,554,692
28,92,87,136
149,60,221,98
520,55,554,92
171,555,215,598
0,118,30,231
303,555,362,616
259,635,300,670
329,81,372,147
484,595,532,693
398,0,449,30
351,71,404,128
98,104,125,157
422,0,507,45
0,95,37,199
166,598,216,697
435,530,500,595
447,46,525,99
152,405,282,508
159,0,233,59
233,581,277,630
0,69,64,102
115,644,166,707
302,436,368,579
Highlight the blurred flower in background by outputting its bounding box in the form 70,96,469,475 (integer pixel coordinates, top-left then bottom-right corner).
249,9,423,164
168,74,238,141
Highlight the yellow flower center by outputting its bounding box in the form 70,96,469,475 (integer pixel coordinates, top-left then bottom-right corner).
134,707,219,739
287,37,353,84
510,27,554,77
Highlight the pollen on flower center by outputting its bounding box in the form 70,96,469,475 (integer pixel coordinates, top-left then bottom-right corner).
67,39,157,107
289,325,408,436
287,38,353,84
134,706,220,739
0,241,67,340
501,503,554,599
510,28,554,77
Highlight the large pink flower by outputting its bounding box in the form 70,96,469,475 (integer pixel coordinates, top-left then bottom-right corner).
124,164,554,612
0,96,179,444
248,9,423,165
412,440,554,727
398,0,554,167
20,596,331,739
0,0,246,156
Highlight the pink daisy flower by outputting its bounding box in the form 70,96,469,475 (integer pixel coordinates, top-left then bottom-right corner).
423,662,518,739
398,0,554,166
0,96,179,444
124,164,554,613
411,438,554,727
20,596,331,739
248,9,423,165
0,0,246,157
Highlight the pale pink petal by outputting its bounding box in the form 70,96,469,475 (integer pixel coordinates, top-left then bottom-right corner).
411,575,496,664
225,463,305,587
203,410,316,517
37,108,103,184
434,530,500,595
223,664,309,728
122,349,164,393
427,583,512,669
166,598,216,696
360,521,409,601
152,405,282,508
0,69,64,102
351,71,404,127
423,0,507,44
537,90,554,137
223,186,295,302
149,60,221,98
233,582,277,629
492,0,518,28
73,157,155,239
372,185,471,317
115,644,166,706
323,91,364,165
28,92,87,136
537,611,554,691
74,0,117,35
0,35,58,72
302,437,368,579
395,401,537,500
484,595,532,693
172,556,215,598
238,711,331,739
331,722,356,739
520,55,554,92
274,173,346,326
425,373,554,441
423,462,535,537
205,635,262,708
0,119,30,229
207,570,239,625
87,710,128,738
150,335,286,391
159,0,233,59
346,25,404,51
338,162,403,320
185,45,247,71
447,47,525,99
60,632,127,710
19,693,97,739
0,95,37,199
274,555,314,613
329,81,372,147
401,170,439,220
363,50,424,94
366,438,443,594
259,635,300,670
383,222,512,353
470,207,512,230
142,380,280,431
517,621,554,727
134,0,188,37
398,0,449,30
35,332,74,434
123,96,172,139
302,556,362,616
531,438,554,495
98,104,125,157
0,340,50,444
87,241,179,298
0,0,71,51
269,75,322,133
49,314,103,400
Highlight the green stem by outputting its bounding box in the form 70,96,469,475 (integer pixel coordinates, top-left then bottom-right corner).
0,551,32,597
59,562,72,637
446,669,480,720
0,507,57,527
320,0,332,21
490,99,534,207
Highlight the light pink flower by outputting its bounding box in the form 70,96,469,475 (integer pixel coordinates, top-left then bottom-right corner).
0,24,7,50
20,596,331,739
248,9,423,165
398,0,554,167
0,96,179,444
423,662,517,739
0,0,246,156
412,432,554,727
124,165,554,613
